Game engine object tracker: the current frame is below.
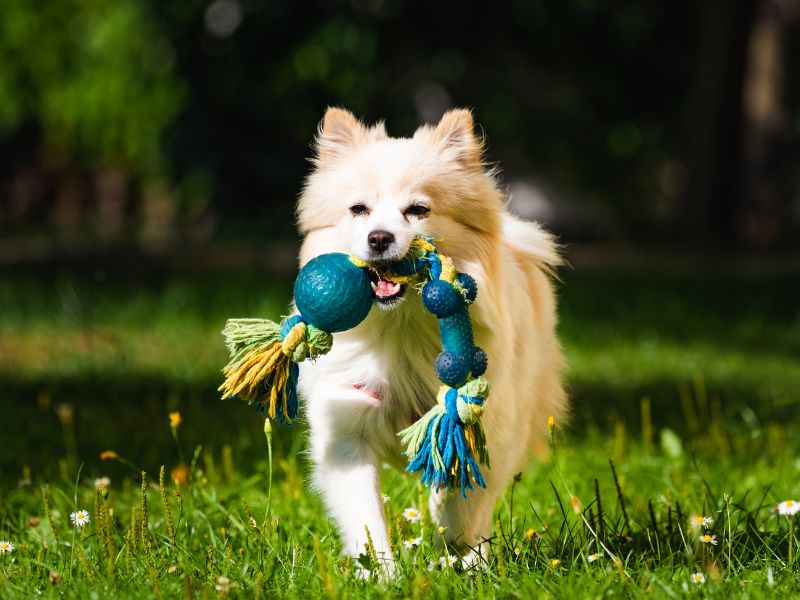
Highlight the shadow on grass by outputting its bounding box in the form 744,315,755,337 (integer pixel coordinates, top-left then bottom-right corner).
1,369,795,483
1,263,798,481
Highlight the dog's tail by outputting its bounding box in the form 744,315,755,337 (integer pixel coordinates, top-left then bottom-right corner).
501,212,570,440
501,213,563,275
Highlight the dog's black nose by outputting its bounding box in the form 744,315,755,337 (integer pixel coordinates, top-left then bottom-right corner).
367,230,395,253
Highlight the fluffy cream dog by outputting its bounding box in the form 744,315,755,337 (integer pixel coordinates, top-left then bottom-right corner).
296,107,567,569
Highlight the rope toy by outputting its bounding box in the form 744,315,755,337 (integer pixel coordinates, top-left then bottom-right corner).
219,238,490,497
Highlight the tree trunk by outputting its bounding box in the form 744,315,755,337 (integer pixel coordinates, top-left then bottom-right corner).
683,0,757,248
738,0,799,249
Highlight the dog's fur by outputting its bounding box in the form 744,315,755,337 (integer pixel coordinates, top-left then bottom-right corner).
296,107,567,568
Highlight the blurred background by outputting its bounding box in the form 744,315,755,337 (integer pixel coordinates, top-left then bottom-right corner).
1,0,798,481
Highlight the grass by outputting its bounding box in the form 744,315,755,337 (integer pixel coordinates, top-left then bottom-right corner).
0,262,799,597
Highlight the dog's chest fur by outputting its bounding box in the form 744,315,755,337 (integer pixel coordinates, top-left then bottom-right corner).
300,291,447,461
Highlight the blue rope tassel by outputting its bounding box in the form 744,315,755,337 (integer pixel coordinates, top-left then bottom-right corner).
404,386,487,497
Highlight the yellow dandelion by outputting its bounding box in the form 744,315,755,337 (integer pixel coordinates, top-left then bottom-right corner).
169,412,182,428
99,450,118,461
525,528,540,541
171,464,189,485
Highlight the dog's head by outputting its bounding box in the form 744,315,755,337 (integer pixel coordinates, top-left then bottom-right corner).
298,107,502,307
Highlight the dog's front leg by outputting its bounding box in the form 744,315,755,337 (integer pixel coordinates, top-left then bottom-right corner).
310,435,394,574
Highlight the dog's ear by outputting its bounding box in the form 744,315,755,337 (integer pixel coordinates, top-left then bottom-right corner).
314,107,368,163
430,108,483,171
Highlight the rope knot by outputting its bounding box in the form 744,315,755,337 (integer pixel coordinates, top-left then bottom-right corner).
279,315,333,363
455,377,490,425
281,321,308,361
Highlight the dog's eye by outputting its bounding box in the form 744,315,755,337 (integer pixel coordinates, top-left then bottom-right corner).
349,203,370,216
403,204,430,219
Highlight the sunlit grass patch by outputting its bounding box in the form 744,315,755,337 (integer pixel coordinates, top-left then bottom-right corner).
1,266,798,596
0,402,798,598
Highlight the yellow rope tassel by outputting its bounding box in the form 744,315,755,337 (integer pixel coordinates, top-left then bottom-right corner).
281,321,307,357
464,425,478,456
219,342,283,400
450,457,460,480
438,255,457,283
218,319,310,422
268,361,290,420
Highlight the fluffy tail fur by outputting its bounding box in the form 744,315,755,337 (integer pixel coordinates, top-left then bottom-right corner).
501,213,562,273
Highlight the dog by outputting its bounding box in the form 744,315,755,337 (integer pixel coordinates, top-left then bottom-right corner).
295,107,567,570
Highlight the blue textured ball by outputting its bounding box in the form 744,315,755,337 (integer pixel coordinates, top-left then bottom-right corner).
471,347,488,376
422,280,461,317
435,351,470,387
456,273,478,304
294,254,373,332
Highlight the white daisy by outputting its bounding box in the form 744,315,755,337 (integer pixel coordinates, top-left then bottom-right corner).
587,553,603,563
438,554,458,568
690,515,713,529
776,500,800,516
94,477,110,489
0,540,14,554
402,537,422,549
70,510,90,527
402,507,421,523
214,576,234,593
691,572,706,584
699,534,718,545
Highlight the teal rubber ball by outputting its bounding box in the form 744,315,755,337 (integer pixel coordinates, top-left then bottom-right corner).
294,254,373,333
435,351,470,387
422,280,460,317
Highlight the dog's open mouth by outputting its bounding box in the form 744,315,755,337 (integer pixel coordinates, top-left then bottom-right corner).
367,268,406,304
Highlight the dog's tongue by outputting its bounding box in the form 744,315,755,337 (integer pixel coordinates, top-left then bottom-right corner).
374,278,401,297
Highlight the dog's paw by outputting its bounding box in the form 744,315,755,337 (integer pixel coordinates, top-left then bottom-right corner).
459,543,490,572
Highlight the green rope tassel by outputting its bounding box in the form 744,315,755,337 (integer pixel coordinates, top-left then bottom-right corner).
219,316,331,423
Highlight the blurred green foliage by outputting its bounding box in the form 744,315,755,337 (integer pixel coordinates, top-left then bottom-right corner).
0,0,719,242
0,0,185,173
0,1,797,244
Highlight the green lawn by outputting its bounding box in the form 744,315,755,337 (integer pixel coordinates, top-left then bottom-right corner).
1,263,799,597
